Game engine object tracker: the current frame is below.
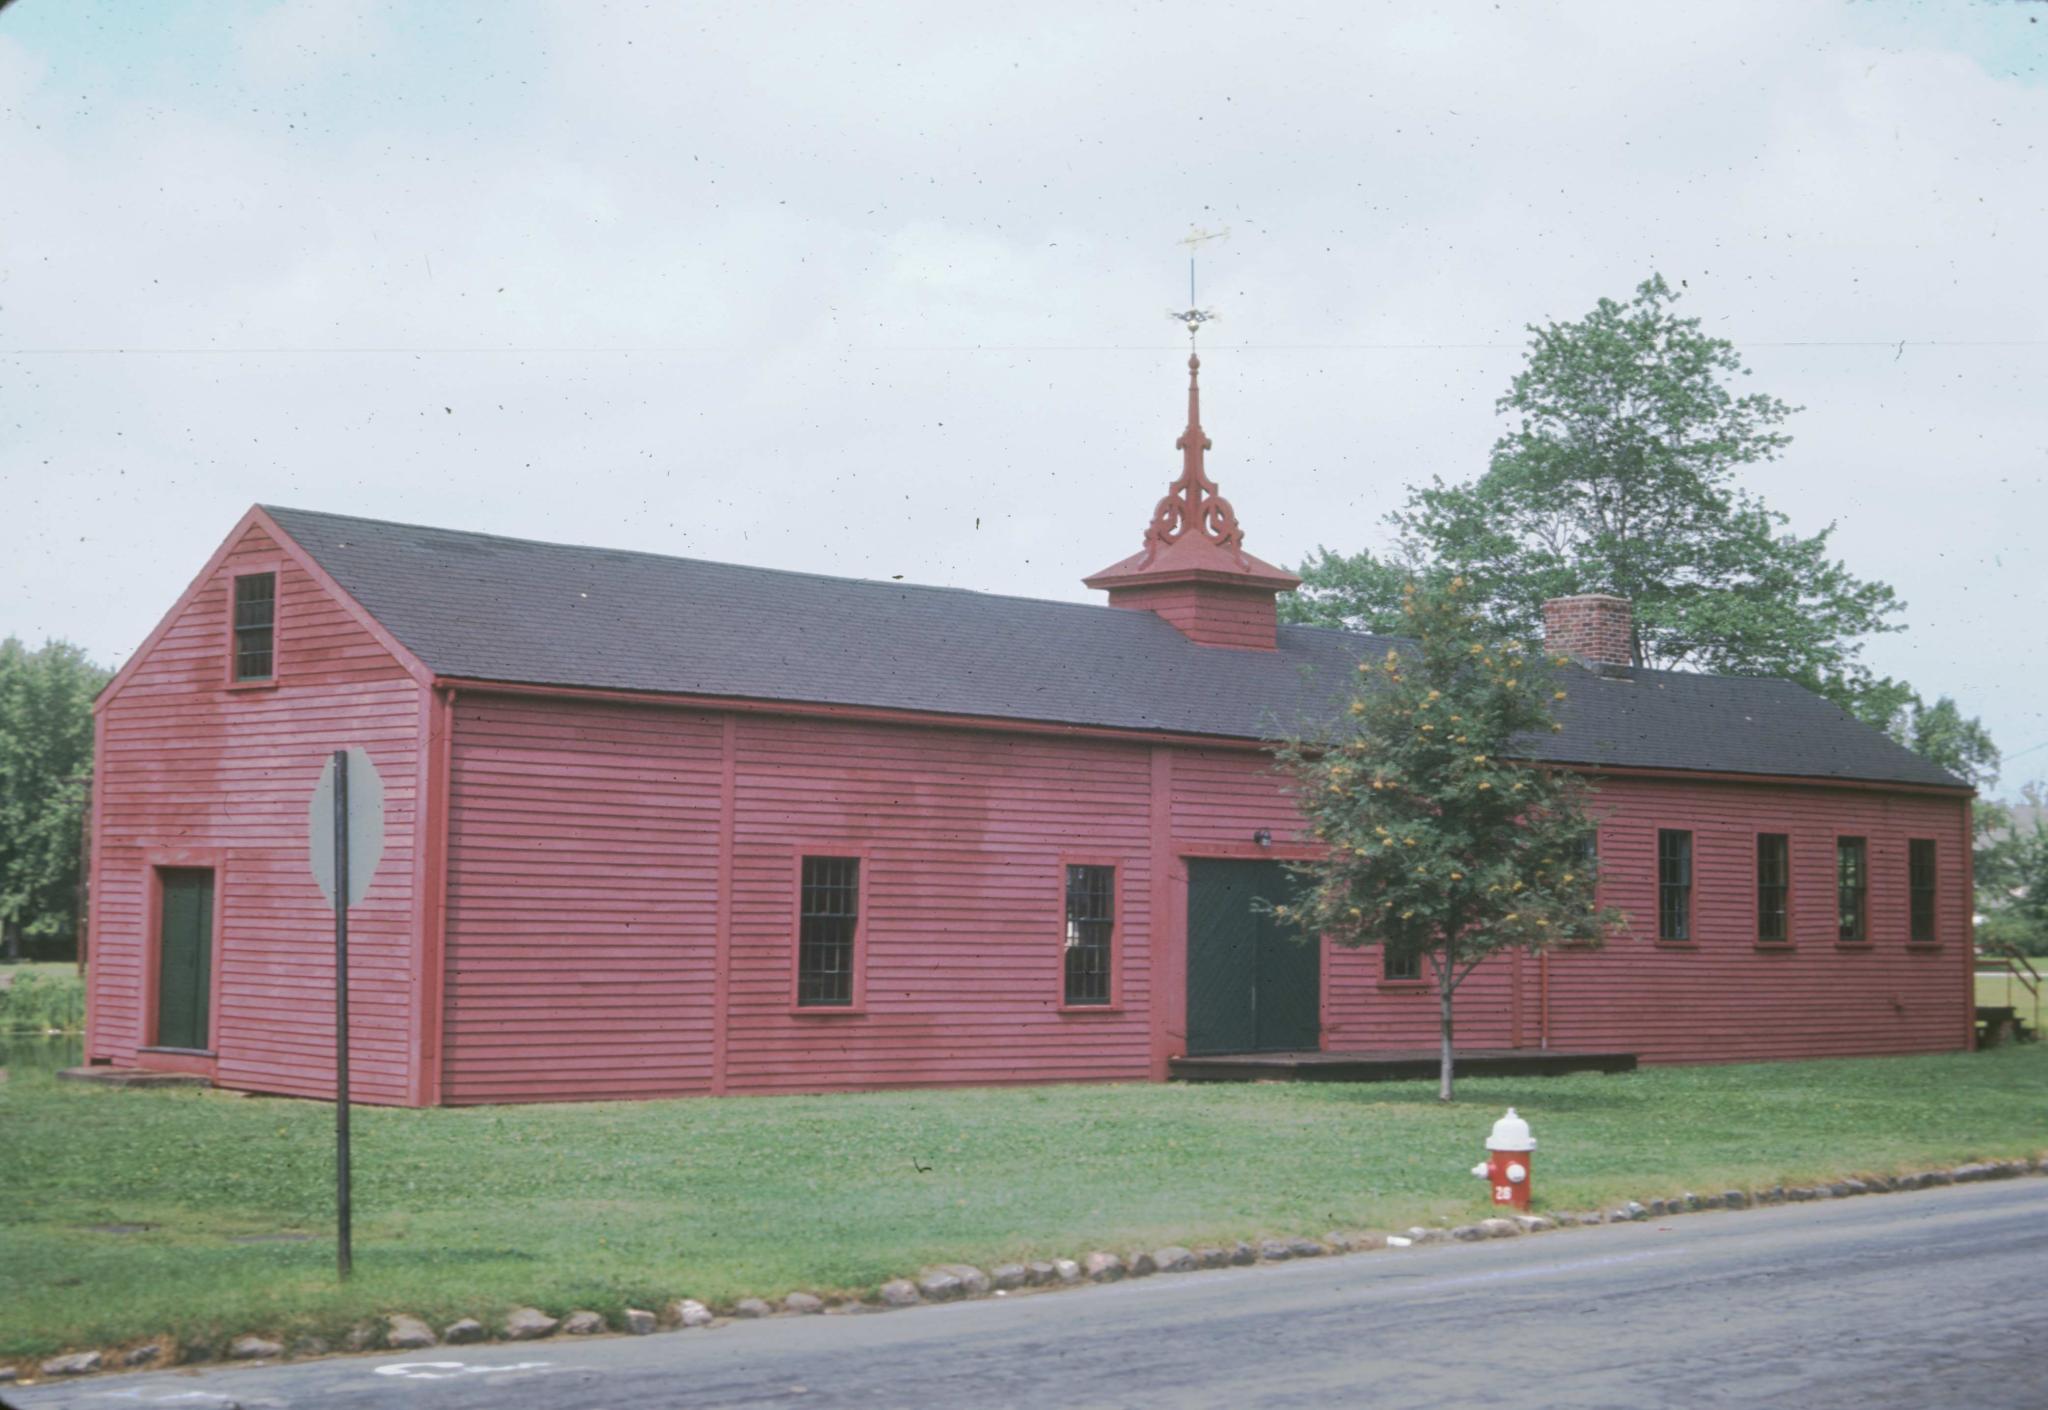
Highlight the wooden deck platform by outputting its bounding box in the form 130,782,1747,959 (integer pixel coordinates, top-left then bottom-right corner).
54,1066,210,1090
1168,1048,1638,1083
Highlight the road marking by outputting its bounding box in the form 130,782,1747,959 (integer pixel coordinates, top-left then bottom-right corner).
372,1360,555,1381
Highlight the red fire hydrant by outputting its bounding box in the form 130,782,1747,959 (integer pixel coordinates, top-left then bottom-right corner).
1470,1107,1536,1211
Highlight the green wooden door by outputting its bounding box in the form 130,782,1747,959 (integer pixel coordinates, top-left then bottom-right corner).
1187,861,1259,1056
1185,860,1319,1055
156,869,214,1051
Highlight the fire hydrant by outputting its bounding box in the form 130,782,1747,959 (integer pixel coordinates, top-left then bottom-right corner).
1470,1107,1536,1211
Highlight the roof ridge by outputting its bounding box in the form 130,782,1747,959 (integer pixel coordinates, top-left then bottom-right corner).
260,504,1227,625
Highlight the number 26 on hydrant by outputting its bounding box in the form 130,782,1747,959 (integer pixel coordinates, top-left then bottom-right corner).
1471,1108,1537,1211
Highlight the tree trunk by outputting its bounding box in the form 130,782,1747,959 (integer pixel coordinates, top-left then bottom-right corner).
1438,978,1456,1102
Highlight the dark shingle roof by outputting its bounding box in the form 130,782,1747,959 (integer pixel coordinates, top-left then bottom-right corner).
264,506,1966,791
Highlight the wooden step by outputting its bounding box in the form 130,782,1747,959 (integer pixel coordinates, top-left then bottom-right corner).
1169,1048,1637,1083
1975,1005,2025,1048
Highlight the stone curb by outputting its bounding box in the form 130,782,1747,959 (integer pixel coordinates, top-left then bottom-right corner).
14,1153,2043,1384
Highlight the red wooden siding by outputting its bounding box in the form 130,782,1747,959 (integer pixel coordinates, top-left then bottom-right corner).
1104,581,1280,650
88,522,424,1104
441,697,726,1102
432,693,1972,1104
440,694,1159,1103
1536,775,1973,1063
1157,755,1970,1065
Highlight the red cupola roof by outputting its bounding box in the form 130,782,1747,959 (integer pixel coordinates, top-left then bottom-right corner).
1084,352,1299,649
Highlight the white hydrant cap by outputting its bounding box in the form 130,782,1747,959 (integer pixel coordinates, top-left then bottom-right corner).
1487,1107,1537,1152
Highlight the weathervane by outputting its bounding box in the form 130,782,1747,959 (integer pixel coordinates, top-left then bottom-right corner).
1169,224,1229,346
1140,224,1246,567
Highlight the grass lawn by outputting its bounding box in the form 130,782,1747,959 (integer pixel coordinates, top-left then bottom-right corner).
2,1040,2044,1363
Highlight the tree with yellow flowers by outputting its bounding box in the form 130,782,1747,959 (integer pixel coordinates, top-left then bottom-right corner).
1272,578,1621,1102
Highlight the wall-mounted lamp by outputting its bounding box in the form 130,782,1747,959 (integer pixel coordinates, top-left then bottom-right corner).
1253,828,1273,849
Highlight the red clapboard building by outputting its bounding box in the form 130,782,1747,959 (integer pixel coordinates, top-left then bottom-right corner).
84,356,1976,1105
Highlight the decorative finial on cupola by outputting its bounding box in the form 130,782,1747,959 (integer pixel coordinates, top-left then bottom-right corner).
1139,343,1246,569
1083,234,1300,651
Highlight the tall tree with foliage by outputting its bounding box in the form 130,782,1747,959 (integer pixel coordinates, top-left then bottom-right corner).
0,638,110,960
1271,580,1620,1101
1286,275,1912,717
1871,693,2001,793
1978,782,2048,957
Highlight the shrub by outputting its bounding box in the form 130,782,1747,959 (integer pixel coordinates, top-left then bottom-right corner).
0,970,85,1033
1979,912,2048,959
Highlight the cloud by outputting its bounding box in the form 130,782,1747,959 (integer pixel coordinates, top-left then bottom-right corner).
2,0,2044,777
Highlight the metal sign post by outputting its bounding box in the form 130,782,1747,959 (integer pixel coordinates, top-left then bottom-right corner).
332,749,351,1280
308,746,385,1284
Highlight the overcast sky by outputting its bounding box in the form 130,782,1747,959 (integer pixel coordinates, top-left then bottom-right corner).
3,1,2044,793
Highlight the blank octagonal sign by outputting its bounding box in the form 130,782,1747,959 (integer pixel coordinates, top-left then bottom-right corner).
307,746,386,910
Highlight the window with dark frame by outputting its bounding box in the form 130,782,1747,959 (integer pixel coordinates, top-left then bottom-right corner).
1837,837,1868,943
1382,947,1422,982
797,856,859,1007
1756,833,1790,944
1908,839,1938,943
1657,829,1692,942
1063,865,1114,1005
232,572,276,681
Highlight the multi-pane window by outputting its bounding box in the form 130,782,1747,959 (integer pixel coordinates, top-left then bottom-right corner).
1837,837,1869,943
1756,833,1790,944
1657,829,1692,941
1063,865,1114,1005
1383,947,1422,982
1908,839,1938,943
232,572,276,681
797,857,859,1006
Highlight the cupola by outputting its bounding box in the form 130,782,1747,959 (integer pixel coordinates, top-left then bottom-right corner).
1084,353,1300,649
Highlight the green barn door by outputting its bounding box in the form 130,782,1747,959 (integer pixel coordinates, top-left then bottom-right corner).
1185,860,1319,1056
156,869,214,1051
1187,861,1259,1055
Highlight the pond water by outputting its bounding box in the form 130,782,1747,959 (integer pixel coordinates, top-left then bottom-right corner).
2,1034,85,1081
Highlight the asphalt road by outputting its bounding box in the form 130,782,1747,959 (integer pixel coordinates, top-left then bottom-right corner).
12,1179,2047,1410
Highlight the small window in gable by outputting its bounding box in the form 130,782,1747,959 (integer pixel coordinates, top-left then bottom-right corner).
232,572,276,682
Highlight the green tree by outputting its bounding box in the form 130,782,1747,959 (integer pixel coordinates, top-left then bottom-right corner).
1285,276,1907,718
1978,783,2048,957
1271,580,1621,1101
0,638,110,960
1888,694,2001,791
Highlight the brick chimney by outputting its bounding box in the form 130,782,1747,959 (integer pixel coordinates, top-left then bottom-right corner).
1543,594,1634,668
1084,351,1300,650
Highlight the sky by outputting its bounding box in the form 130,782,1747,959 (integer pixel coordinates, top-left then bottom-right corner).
2,0,2044,794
